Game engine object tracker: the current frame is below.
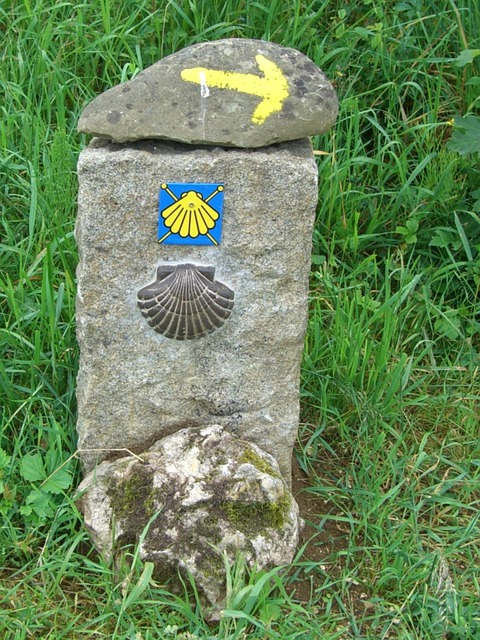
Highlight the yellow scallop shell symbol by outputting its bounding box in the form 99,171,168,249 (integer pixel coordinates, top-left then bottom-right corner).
159,183,224,245
162,191,219,238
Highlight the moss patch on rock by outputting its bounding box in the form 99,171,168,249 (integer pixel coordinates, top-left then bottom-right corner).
222,492,292,535
107,463,156,531
239,448,281,479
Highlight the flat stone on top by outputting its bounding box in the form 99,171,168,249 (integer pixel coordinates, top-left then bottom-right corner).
77,39,338,148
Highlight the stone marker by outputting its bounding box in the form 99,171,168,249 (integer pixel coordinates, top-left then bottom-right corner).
78,425,301,620
76,138,318,482
76,38,337,596
78,39,338,148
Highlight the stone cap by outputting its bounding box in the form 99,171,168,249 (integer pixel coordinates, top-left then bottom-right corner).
78,39,338,148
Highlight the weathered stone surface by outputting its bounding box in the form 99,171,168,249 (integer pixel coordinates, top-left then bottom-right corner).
76,138,318,482
78,39,338,148
78,425,301,619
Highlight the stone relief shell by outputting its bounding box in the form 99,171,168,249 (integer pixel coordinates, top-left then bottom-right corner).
137,263,234,340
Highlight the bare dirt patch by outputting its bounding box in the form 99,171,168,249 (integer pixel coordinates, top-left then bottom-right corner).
289,456,368,618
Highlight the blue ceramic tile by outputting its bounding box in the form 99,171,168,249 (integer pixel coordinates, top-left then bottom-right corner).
158,182,224,245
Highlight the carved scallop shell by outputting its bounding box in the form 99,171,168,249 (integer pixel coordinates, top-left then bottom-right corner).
137,264,234,340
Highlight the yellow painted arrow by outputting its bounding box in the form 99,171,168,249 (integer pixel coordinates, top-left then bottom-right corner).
180,54,289,125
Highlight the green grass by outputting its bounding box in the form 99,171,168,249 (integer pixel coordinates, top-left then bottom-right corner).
1,0,479,637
